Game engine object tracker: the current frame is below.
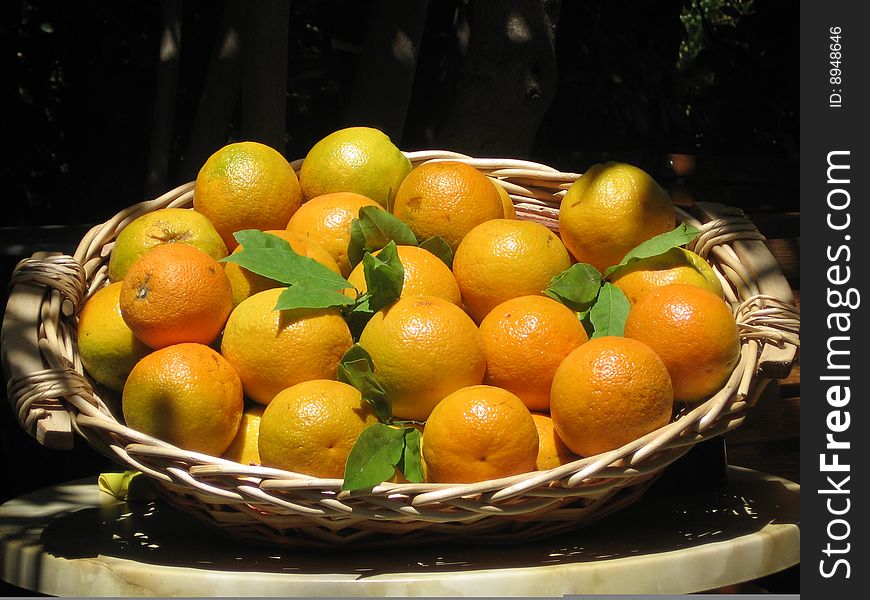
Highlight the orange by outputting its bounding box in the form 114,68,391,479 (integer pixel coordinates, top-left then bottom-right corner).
559,162,675,272
285,191,384,276
531,413,578,471
223,229,341,307
550,336,674,457
452,219,572,323
346,244,462,306
77,282,151,392
221,404,265,465
119,243,233,349
220,288,353,405
257,380,378,478
610,247,724,304
624,283,740,403
122,343,244,456
392,161,504,250
298,127,411,209
422,385,539,483
490,178,516,219
193,141,303,251
479,295,588,411
358,295,486,421
108,208,228,282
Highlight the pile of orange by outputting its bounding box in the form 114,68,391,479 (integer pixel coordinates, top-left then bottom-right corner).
77,129,741,485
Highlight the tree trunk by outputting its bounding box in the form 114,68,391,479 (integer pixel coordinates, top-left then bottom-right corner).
344,0,430,144
145,0,182,196
435,0,561,157
240,0,291,151
182,0,245,180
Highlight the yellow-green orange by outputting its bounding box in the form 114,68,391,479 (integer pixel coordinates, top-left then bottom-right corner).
194,141,302,250
452,219,572,323
358,295,486,421
77,282,151,392
285,191,383,276
479,295,588,411
611,247,724,304
624,283,740,403
346,244,462,306
221,404,265,465
220,288,353,405
550,336,674,457
299,127,411,209
559,162,675,272
108,208,228,282
258,380,377,478
122,343,243,456
422,385,538,483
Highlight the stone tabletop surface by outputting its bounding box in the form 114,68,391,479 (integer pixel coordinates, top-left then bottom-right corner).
0,466,799,597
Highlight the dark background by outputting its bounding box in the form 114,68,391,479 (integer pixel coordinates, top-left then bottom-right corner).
1,0,799,593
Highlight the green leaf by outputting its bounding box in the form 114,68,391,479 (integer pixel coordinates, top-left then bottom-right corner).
399,427,424,483
232,229,293,250
347,220,368,270
589,282,631,338
274,283,356,311
222,235,352,292
337,344,393,422
603,223,702,278
362,241,404,313
543,263,603,312
347,207,418,269
359,206,418,247
342,423,406,491
418,236,454,268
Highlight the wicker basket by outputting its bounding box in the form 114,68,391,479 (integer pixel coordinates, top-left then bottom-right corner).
2,151,799,547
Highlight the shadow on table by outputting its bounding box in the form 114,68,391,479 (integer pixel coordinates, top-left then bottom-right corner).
35,470,798,578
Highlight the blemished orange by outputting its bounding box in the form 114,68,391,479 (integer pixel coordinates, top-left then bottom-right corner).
452,219,572,323
257,380,378,478
286,191,384,276
490,178,516,219
531,413,578,471
550,336,674,457
624,283,740,403
479,295,588,411
223,229,341,307
122,343,244,456
358,295,486,421
298,127,411,209
119,243,233,349
611,247,724,304
392,161,504,250
346,244,462,306
77,282,151,392
422,385,539,483
220,288,353,405
193,141,303,251
221,404,266,465
559,162,676,272
108,208,228,283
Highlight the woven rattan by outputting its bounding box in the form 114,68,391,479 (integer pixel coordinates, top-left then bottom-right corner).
2,151,800,547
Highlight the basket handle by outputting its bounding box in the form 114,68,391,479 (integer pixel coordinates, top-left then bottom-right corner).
691,202,799,380
2,252,87,449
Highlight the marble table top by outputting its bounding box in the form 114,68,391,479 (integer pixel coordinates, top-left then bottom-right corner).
0,466,799,596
